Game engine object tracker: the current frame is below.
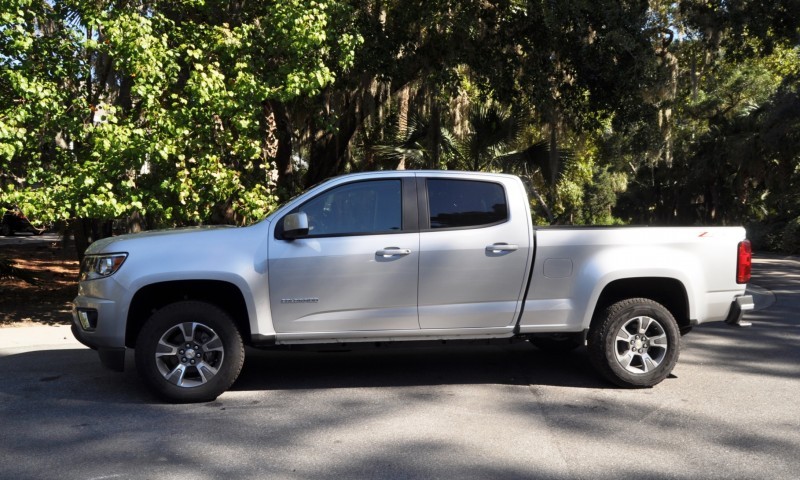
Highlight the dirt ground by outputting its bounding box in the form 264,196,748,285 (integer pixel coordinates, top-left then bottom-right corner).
0,243,78,326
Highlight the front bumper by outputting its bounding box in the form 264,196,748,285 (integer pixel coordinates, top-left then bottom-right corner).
71,325,126,371
724,295,755,327
71,294,127,371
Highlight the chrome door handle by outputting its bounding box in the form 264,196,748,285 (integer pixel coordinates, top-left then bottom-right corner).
486,243,519,253
376,247,412,257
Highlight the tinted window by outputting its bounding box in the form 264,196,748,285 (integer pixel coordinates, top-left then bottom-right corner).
428,179,507,229
298,180,402,236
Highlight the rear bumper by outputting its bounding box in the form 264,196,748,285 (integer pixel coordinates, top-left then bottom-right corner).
724,295,755,327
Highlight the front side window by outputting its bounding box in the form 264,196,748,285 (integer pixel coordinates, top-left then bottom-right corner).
428,179,507,229
297,180,402,236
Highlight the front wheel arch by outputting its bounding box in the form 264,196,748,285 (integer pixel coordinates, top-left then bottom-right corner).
126,280,251,349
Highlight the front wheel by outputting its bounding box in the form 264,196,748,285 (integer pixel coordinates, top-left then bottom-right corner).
135,301,245,403
588,298,680,388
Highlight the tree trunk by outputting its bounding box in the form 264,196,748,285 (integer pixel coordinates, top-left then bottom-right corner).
264,100,294,195
521,169,554,224
428,95,441,169
396,84,410,170
72,219,90,262
547,107,560,221
127,211,145,233
71,218,114,261
305,90,361,187
548,109,559,186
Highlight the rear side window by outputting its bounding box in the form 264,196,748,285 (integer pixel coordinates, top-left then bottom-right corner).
427,179,508,229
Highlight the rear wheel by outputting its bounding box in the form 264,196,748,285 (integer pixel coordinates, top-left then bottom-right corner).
135,301,244,403
1,223,12,236
588,298,680,388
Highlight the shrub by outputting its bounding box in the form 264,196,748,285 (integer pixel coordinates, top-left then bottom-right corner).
781,217,800,254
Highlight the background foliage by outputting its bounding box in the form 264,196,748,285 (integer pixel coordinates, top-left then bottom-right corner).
1,0,799,255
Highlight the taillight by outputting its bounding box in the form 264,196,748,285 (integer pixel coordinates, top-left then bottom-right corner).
737,240,752,284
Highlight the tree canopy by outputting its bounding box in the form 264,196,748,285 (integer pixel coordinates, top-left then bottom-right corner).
1,0,799,254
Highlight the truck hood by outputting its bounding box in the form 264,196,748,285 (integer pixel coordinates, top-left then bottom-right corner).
85,222,269,255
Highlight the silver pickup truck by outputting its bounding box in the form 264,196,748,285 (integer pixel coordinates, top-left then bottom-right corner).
72,171,754,402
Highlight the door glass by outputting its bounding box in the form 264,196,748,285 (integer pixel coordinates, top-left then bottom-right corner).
427,179,507,229
298,180,402,236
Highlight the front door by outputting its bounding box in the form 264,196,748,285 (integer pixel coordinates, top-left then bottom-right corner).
268,178,419,333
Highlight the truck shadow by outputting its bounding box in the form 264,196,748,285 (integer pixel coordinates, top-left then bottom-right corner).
0,348,150,404
233,343,609,392
0,343,608,404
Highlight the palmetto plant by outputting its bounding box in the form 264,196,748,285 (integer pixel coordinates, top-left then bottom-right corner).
459,104,522,172
371,113,460,170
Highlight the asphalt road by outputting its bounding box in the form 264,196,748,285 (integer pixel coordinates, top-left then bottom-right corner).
1,255,798,480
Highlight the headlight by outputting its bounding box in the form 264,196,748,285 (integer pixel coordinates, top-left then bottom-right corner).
80,253,128,281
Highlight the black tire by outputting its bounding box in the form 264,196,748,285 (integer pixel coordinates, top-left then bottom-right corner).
135,301,245,403
1,223,12,236
531,333,584,353
588,298,680,388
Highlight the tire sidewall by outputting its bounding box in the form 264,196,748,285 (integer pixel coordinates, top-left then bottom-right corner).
590,299,680,388
135,301,244,403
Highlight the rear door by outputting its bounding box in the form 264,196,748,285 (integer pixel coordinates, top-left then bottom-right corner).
417,175,532,329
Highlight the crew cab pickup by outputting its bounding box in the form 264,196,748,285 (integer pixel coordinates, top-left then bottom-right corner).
72,171,754,402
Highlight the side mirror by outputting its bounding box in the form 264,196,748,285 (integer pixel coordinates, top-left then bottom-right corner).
283,212,309,240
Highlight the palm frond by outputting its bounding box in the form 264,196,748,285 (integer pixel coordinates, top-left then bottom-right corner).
494,141,572,183
371,112,460,169
462,104,523,171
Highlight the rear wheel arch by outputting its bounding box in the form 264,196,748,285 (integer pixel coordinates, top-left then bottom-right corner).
126,280,251,349
590,277,690,333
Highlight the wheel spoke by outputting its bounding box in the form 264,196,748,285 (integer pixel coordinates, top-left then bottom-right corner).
197,362,219,383
642,354,659,372
616,330,634,343
650,333,668,348
165,364,188,386
178,322,197,342
638,316,654,334
617,350,636,369
155,339,179,358
201,334,224,353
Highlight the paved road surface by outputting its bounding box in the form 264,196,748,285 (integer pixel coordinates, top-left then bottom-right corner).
0,255,798,479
